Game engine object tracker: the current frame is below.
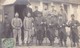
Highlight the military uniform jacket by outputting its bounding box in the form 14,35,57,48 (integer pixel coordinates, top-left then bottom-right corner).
48,10,58,28
34,16,44,31
58,10,67,28
68,20,80,42
68,20,80,34
33,10,41,18
57,13,67,36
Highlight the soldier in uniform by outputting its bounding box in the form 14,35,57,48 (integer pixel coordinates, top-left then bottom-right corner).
23,12,34,45
46,6,58,45
11,12,22,45
57,6,67,46
33,6,45,45
68,14,80,47
42,4,50,45
43,5,57,45
34,12,45,45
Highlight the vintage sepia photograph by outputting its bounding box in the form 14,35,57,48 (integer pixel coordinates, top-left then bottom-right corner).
0,0,80,48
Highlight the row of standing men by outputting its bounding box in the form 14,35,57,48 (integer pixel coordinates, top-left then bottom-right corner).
11,5,80,47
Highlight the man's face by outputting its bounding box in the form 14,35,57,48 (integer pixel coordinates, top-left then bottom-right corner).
44,5,48,10
27,13,31,17
60,6,64,11
35,7,38,11
15,13,19,18
71,16,75,20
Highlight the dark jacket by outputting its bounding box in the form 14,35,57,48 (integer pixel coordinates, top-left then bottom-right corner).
68,19,80,42
33,10,41,18
68,20,80,35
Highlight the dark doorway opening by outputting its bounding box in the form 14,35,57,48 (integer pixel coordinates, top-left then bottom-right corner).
15,5,26,21
15,5,26,42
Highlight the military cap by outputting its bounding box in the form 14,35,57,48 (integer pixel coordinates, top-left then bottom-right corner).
35,6,38,8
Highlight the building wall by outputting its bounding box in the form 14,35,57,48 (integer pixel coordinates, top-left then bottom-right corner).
67,4,80,21
3,5,14,22
77,5,80,21
30,2,62,12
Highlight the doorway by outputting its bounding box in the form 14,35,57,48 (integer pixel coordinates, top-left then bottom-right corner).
15,5,26,21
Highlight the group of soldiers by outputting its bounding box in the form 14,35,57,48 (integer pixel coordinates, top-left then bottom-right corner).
11,4,80,47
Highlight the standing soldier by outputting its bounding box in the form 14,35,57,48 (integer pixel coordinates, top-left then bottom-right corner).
34,12,45,45
42,4,50,45
33,6,45,45
11,12,22,46
23,12,34,45
58,6,67,46
68,14,80,47
46,6,58,45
